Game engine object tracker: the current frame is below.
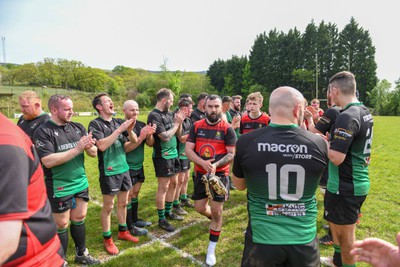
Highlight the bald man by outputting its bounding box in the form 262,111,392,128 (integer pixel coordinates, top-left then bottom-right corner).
232,86,328,267
123,100,157,236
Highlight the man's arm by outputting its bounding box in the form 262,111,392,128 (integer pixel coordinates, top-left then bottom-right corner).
185,142,215,173
41,134,94,168
96,119,134,151
0,220,23,265
231,173,246,190
124,125,148,153
159,111,184,142
328,149,346,166
212,146,235,171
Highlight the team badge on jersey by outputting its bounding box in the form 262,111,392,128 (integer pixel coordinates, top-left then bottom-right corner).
199,144,216,160
215,131,222,140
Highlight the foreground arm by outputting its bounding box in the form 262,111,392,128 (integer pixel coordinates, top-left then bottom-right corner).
231,173,246,190
96,119,134,151
0,220,23,265
350,233,400,267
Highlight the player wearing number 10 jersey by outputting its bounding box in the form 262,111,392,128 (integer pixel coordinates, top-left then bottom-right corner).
232,87,328,267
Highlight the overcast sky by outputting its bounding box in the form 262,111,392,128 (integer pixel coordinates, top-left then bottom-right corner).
0,0,399,85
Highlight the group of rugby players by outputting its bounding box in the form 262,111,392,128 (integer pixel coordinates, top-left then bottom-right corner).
1,70,383,267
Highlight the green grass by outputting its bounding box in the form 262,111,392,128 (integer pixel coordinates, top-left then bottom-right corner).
13,115,400,266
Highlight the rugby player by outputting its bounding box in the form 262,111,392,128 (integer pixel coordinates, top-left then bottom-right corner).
185,94,237,266
232,86,328,267
33,95,100,265
240,92,270,134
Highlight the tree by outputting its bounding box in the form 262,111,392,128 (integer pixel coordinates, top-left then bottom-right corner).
368,79,391,115
223,55,247,96
207,59,226,92
336,17,378,105
57,59,84,89
14,63,39,85
37,58,61,87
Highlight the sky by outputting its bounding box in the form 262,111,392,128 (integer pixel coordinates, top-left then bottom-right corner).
0,0,399,85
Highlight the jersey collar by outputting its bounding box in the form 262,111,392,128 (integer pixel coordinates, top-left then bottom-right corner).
343,102,363,110
268,123,299,128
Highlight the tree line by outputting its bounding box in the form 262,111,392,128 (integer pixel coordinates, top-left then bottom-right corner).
0,59,215,108
206,17,382,108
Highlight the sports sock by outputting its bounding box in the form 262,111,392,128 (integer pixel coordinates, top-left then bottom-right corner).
165,201,173,215
173,199,180,208
131,198,139,222
103,231,112,239
333,244,342,267
180,194,187,201
70,220,86,256
343,264,356,267
57,228,69,256
209,229,221,242
158,209,165,220
118,223,128,232
126,201,133,229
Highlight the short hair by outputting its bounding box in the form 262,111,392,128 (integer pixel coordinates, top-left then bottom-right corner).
197,92,209,102
48,94,70,110
178,98,194,108
222,96,232,103
246,92,263,104
329,71,356,96
19,90,41,104
156,88,173,102
206,94,222,103
92,93,109,112
311,98,320,104
232,95,242,101
123,100,138,110
180,93,192,99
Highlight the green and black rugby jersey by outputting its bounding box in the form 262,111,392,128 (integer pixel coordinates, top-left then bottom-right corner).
33,120,89,198
17,112,50,140
89,117,129,177
315,106,340,135
233,124,328,245
147,109,178,159
125,120,146,170
327,102,373,196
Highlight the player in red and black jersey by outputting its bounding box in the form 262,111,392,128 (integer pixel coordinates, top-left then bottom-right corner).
0,112,64,267
240,92,270,134
185,95,237,266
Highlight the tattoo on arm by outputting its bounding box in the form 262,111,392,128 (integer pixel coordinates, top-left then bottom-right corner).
214,153,234,168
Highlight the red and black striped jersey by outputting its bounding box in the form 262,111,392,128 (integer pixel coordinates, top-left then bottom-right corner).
187,118,236,175
240,112,270,134
0,113,64,267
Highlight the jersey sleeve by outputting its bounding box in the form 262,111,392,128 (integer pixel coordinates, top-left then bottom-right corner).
330,112,360,154
187,122,197,143
225,125,237,146
33,127,56,159
89,119,105,141
150,112,167,135
315,108,339,134
0,145,29,219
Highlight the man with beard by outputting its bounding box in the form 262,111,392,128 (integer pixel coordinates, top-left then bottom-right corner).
229,95,242,117
123,100,156,235
185,94,237,266
17,90,50,139
89,93,139,255
232,87,328,267
33,95,100,265
147,88,185,232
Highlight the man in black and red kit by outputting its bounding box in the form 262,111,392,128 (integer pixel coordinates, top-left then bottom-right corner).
0,112,64,267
